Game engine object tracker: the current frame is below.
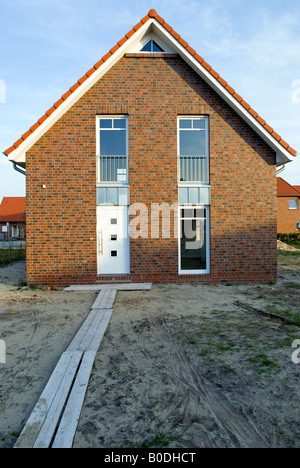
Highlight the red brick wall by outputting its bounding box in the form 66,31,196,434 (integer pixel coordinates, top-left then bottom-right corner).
26,54,277,286
277,196,300,232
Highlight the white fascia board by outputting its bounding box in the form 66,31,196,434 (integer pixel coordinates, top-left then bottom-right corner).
8,21,154,165
9,17,294,165
151,21,295,164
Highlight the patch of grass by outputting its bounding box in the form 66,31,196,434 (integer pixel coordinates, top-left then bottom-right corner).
187,337,198,346
215,341,237,352
256,294,266,299
265,305,300,326
141,432,173,448
0,248,26,264
247,354,280,374
28,284,42,291
278,250,300,257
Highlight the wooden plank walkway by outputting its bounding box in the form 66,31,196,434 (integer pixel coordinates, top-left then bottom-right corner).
14,283,151,449
14,350,83,448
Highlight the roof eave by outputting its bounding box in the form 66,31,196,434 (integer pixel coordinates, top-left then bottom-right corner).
6,19,154,165
5,13,296,165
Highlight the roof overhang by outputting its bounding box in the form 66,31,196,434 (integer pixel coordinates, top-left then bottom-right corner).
5,12,296,166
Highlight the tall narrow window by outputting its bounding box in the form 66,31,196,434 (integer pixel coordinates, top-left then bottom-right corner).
179,207,209,274
97,117,128,183
178,117,209,184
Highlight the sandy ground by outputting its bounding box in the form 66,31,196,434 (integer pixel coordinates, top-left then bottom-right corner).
0,250,299,448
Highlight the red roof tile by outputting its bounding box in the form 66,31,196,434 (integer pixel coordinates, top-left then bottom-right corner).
277,177,300,196
0,197,26,223
4,9,297,158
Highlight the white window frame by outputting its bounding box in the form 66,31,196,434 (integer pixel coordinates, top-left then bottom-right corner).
289,199,299,210
140,39,164,52
132,32,172,54
178,205,210,275
177,116,209,185
96,115,129,185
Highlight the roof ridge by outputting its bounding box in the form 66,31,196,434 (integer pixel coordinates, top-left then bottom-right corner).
4,9,297,158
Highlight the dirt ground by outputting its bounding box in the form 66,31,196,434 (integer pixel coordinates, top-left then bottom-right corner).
0,248,299,448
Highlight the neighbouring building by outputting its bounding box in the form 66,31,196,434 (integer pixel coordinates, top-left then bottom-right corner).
277,177,300,233
3,9,297,286
0,197,26,239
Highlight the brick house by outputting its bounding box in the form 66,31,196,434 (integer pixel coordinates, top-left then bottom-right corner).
0,197,26,239
3,9,297,286
277,177,300,233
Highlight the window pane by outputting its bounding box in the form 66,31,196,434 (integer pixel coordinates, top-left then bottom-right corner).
180,130,206,155
100,129,126,156
141,40,164,52
152,41,164,52
181,208,194,218
179,119,192,129
193,119,206,129
181,218,207,270
195,208,206,218
100,119,112,128
141,41,152,51
114,119,126,129
289,200,299,209
181,208,206,218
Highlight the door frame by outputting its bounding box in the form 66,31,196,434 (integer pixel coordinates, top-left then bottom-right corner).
97,205,130,275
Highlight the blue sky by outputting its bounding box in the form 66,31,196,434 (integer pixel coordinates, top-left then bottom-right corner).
1,0,300,202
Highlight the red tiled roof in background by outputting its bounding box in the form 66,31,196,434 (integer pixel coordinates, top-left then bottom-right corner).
4,9,297,158
277,177,300,197
0,197,26,222
294,186,300,193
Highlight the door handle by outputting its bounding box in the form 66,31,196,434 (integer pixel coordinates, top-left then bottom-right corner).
98,230,103,255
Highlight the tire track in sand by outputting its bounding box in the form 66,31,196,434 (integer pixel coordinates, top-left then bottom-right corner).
137,312,270,448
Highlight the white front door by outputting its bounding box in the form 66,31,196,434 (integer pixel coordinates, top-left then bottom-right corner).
97,206,130,275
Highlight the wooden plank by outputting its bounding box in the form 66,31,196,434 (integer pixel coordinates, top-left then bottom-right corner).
14,351,82,449
64,283,152,291
91,288,117,309
52,351,96,448
67,309,99,351
67,307,112,352
33,351,83,448
88,309,113,351
15,281,152,448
